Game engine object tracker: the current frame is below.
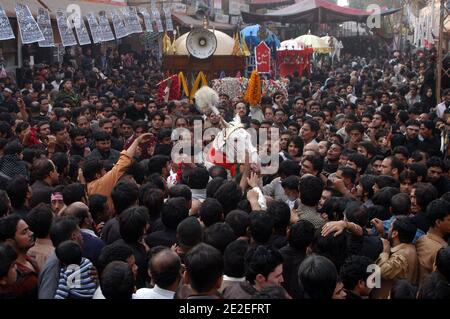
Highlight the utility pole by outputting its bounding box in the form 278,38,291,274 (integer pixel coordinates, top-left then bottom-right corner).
436,0,450,103
399,0,407,52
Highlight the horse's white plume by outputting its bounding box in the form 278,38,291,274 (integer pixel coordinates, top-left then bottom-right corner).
194,86,220,115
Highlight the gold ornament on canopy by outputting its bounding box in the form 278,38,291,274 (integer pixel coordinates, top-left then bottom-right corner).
232,32,244,56
163,32,174,55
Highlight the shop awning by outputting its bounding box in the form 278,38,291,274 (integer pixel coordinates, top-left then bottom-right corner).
172,13,235,31
249,0,295,10
242,0,401,24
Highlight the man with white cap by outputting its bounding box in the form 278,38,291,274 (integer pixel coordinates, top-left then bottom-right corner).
0,87,18,113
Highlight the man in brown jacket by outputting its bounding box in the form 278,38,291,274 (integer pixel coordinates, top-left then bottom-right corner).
416,199,450,284
375,216,418,299
83,133,152,213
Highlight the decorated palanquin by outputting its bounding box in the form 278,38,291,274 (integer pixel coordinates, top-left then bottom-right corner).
262,78,289,97
211,77,290,99
276,48,314,78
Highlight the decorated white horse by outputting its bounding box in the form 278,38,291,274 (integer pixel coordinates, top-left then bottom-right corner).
322,35,344,63
194,86,260,177
333,39,344,63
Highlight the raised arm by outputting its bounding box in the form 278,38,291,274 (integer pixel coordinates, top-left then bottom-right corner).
126,133,152,158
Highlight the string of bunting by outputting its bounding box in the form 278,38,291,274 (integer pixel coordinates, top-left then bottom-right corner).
163,32,173,54
0,4,174,46
156,74,180,102
231,32,243,56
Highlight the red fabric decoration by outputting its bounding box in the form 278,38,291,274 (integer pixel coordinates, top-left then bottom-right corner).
276,49,314,78
26,128,41,147
156,81,167,103
176,167,182,183
156,75,180,103
207,147,237,177
169,75,180,101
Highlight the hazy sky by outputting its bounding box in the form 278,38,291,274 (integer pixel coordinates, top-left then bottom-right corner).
337,0,349,6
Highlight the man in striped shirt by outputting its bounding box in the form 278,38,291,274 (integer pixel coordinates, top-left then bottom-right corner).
54,241,97,299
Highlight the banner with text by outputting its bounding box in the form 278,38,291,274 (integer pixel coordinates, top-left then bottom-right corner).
255,41,271,73
111,10,129,39
86,13,102,44
74,14,91,45
56,9,77,47
151,5,164,33
15,4,44,44
138,7,154,33
0,5,15,41
163,6,173,32
98,11,115,42
37,8,54,47
129,7,143,33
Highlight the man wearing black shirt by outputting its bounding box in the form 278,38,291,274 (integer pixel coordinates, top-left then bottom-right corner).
340,255,374,299
279,220,314,299
69,128,89,157
425,157,450,197
410,183,439,233
124,94,148,121
323,143,343,174
86,131,120,163
0,88,18,113
98,118,123,151
419,120,442,157
392,120,422,154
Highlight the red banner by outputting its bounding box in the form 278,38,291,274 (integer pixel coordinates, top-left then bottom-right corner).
255,41,271,74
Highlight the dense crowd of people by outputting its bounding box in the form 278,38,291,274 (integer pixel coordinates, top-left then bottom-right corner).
0,42,449,300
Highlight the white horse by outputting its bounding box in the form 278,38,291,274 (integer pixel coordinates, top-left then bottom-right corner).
323,36,344,64
194,86,260,176
329,37,344,64
334,40,344,63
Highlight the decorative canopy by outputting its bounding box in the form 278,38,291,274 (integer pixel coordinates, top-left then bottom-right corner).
295,33,331,53
240,24,281,48
278,39,304,51
242,0,401,24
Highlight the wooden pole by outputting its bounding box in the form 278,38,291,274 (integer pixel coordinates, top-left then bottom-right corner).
436,0,445,104
399,0,406,52
318,7,322,34
17,23,22,69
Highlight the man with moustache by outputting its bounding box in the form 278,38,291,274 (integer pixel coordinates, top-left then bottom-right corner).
392,120,422,154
